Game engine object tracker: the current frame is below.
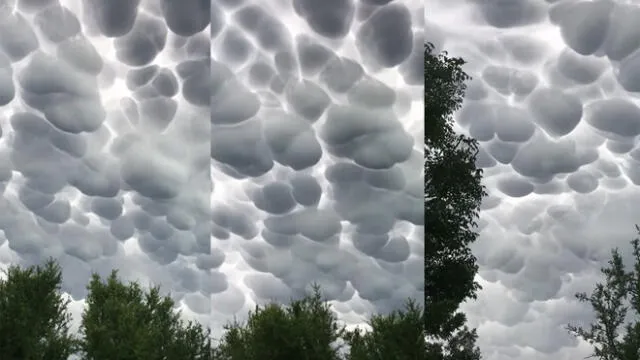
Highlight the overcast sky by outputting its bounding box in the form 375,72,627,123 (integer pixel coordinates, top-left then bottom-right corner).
428,0,640,359
0,0,424,341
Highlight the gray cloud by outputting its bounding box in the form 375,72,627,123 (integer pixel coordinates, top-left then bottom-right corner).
429,0,640,358
211,0,424,334
0,0,423,345
0,0,212,326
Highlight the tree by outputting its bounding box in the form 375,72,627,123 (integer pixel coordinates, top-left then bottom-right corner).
567,225,640,360
215,284,425,360
425,41,485,359
216,284,344,360
343,299,425,360
78,270,212,360
0,259,78,360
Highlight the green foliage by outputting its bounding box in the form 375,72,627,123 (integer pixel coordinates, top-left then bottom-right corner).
0,259,78,360
567,225,640,360
343,299,425,360
425,324,481,360
216,284,344,360
216,283,425,360
424,41,485,359
0,261,427,360
79,270,211,360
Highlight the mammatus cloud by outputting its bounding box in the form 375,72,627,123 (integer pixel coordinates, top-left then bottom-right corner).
0,0,211,331
428,0,640,359
211,0,424,335
0,0,424,341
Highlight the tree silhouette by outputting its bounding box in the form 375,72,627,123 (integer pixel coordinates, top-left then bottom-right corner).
0,260,429,359
343,299,424,360
216,284,344,360
79,270,212,360
425,41,485,360
216,283,425,360
0,259,78,360
567,225,640,360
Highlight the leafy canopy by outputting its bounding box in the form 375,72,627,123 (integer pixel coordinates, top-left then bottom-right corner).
425,41,485,360
79,270,212,360
0,259,78,360
216,283,425,360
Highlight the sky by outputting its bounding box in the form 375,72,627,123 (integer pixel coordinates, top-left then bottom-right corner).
428,0,640,359
0,0,425,344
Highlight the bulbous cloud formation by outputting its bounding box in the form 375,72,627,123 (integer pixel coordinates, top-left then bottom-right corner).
211,0,424,334
429,0,640,359
0,0,212,325
0,0,424,337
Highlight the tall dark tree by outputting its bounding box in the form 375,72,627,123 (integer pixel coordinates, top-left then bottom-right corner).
567,225,640,360
0,259,79,360
425,42,486,359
